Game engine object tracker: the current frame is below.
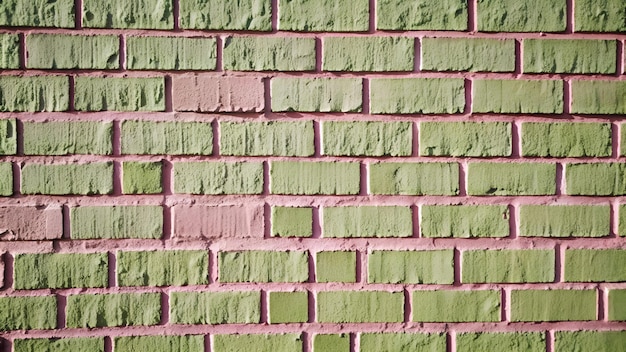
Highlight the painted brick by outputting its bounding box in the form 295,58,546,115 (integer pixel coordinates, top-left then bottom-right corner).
115,335,204,352
173,204,264,239
608,289,626,321
317,291,403,323
118,250,208,286
412,290,500,322
421,205,509,238
0,205,62,240
271,78,362,112
121,120,213,155
13,252,107,289
313,334,350,352
213,334,303,352
272,207,313,238
564,249,626,282
179,0,271,31
522,122,611,157
456,332,545,352
519,205,610,237
524,39,616,74
369,162,459,195
82,0,173,29
422,38,515,72
70,205,162,239
0,119,16,155
322,121,411,156
14,338,104,352
218,250,309,283
377,0,467,30
467,162,556,196
122,161,162,194
477,0,566,32
170,291,260,324
66,293,161,328
23,121,112,155
462,249,554,283
0,34,20,68
278,0,368,32
0,76,69,112
269,291,308,323
173,75,264,112
566,163,626,195
370,78,465,114
0,296,56,331
323,37,414,72
220,120,314,156
555,331,626,351
270,161,359,195
621,205,626,236
27,34,119,69
510,289,596,322
369,250,453,284
316,251,356,283
323,206,412,238
420,121,511,157
473,79,563,113
21,162,113,195
575,0,626,32
127,36,216,70
360,333,446,352
174,162,263,194
0,0,74,27
571,80,626,114
223,37,315,71
74,77,165,112
0,162,12,196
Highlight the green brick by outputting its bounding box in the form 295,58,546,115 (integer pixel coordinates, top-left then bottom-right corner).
0,0,74,27
524,39,616,74
369,162,459,195
316,251,356,283
180,0,271,31
421,205,509,238
27,34,119,69
369,250,454,284
174,162,262,194
609,289,626,321
457,332,545,352
377,0,467,30
370,78,464,114
522,122,611,157
313,334,350,352
566,163,626,195
323,121,412,156
621,205,626,236
271,78,362,112
122,120,212,155
74,77,165,111
520,205,610,237
278,0,368,31
71,205,163,239
413,290,500,322
473,79,563,113
221,121,314,156
118,250,208,286
0,296,56,331
170,291,260,324
270,161,359,195
272,207,313,238
462,250,554,283
224,37,315,71
555,331,626,351
420,122,511,157
269,291,308,323
213,334,302,352
0,162,12,196
467,162,556,196
23,121,112,155
127,36,216,70
115,335,204,352
0,119,16,155
0,34,19,68
317,291,403,323
571,80,626,114
21,162,112,195
66,293,161,328
422,38,514,72
575,0,626,32
0,76,69,112
83,0,172,29
323,206,412,238
477,0,566,32
122,161,162,194
510,289,596,322
15,338,103,352
360,333,445,352
219,250,309,283
323,37,413,71
565,249,626,282
14,253,107,289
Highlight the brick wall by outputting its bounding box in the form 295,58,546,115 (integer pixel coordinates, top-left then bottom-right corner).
0,0,625,351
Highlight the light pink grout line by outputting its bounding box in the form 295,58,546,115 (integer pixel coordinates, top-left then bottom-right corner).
414,38,421,72
458,161,467,197
368,0,376,33
271,0,279,32
508,204,518,239
620,40,625,75
315,37,323,72
260,290,268,324
61,204,71,240
262,161,270,195
562,79,571,116
612,122,621,159
263,77,272,113
204,335,211,352
68,75,75,112
172,0,180,30
215,36,223,72
308,290,316,324
119,35,126,70
359,162,368,195
503,288,511,322
453,248,461,286
308,252,316,283
263,203,272,239
511,120,521,157
357,250,366,284
56,294,67,329
11,161,20,197
112,160,122,195
411,204,420,238
446,331,455,352
302,331,311,352
555,163,564,196
362,78,370,115
412,121,419,157
515,39,523,76
468,0,477,32
500,288,507,322
164,75,173,112
209,249,218,284
313,120,322,157
352,332,359,352
546,330,555,352
161,159,174,196
18,33,26,69
403,289,411,323
311,206,322,239
160,291,170,325
566,0,574,33
108,251,117,287
597,287,605,321
610,199,619,237
162,203,172,241
555,243,564,284
463,79,472,116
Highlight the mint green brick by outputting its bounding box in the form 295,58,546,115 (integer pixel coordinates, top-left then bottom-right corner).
360,333,445,352
14,253,107,289
269,291,308,323
0,34,19,68
462,250,554,283
74,77,165,111
15,338,104,352
0,162,12,196
278,0,368,31
317,291,403,323
115,335,204,352
219,250,309,283
473,79,563,113
118,250,208,286
313,334,350,352
467,162,556,196
122,161,162,194
23,121,112,155
420,122,511,157
66,293,160,328
316,251,356,283
421,205,509,238
323,37,414,71
213,334,302,352
369,162,459,195
171,291,260,324
0,0,74,27
377,0,467,30
270,161,359,195
369,250,454,284
122,120,212,155
422,38,514,72
609,289,626,321
0,76,69,112
174,162,262,194
0,119,16,155
27,34,119,69
565,249,626,282
323,206,412,238
83,0,172,29
478,0,566,32
271,78,362,112
322,121,412,156
511,290,596,322
524,39,616,74
180,0,271,31
413,290,500,322
457,332,545,352
272,207,313,238
566,163,626,195
370,78,464,114
556,331,626,352
127,36,216,70
71,205,163,239
221,121,314,156
522,122,611,157
575,0,626,32
224,37,315,71
21,162,112,195
0,296,56,331
520,205,610,237
571,80,626,114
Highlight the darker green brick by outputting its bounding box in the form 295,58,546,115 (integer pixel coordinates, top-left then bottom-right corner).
477,0,566,32
115,335,204,352
219,250,309,283
122,120,213,155
71,205,163,239
270,161,359,195
313,334,350,352
27,34,119,69
272,207,313,238
127,36,216,70
422,37,515,72
412,290,500,322
278,0,368,31
360,333,445,352
473,79,563,113
66,293,161,328
520,205,610,237
323,37,414,71
174,162,263,194
421,205,509,238
0,296,56,331
457,332,545,352
369,162,459,195
370,78,465,114
510,289,596,322
316,251,356,283
213,334,303,352
575,0,626,32
23,121,112,155
0,119,16,155
14,253,107,289
0,76,69,112
369,250,454,284
74,77,165,111
462,249,555,283
322,121,412,156
555,331,626,351
467,162,556,196
323,206,412,238
522,122,611,157
420,121,511,157
15,338,103,352
609,289,626,321
565,249,626,282
269,291,308,323
220,121,314,156
566,163,626,195
223,37,315,71
21,162,113,195
83,0,173,29
0,0,74,28
0,162,12,196
0,34,20,68
118,250,208,286
171,291,260,324
122,161,162,194
317,291,403,323
180,0,271,31
571,80,626,114
524,39,616,74
377,0,467,30
271,78,362,112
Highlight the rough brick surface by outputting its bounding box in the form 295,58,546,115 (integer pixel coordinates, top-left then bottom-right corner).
278,0,368,32
122,120,213,155
608,289,626,321
571,81,626,114
14,253,108,289
369,162,459,195
115,335,204,352
422,37,515,72
170,291,260,324
523,39,616,74
21,163,113,195
555,331,626,351
322,121,412,156
173,204,264,239
117,250,208,286
0,0,74,28
14,338,104,352
220,120,314,156
473,79,563,113
313,334,350,352
23,121,112,155
317,291,403,323
0,34,19,69
467,162,556,196
83,0,172,29
271,78,362,112
462,249,555,283
412,290,500,322
368,250,454,284
360,333,446,352
457,332,545,352
127,36,216,70
122,161,162,194
521,122,612,157
420,205,509,238
0,76,69,112
173,75,264,112
0,205,62,241
269,291,308,323
270,161,359,195
213,334,302,352
566,163,626,195
377,0,467,30
272,207,312,238
0,296,56,331
323,206,413,238
477,0,566,32
71,205,163,239
574,0,626,32
27,34,119,69
519,205,610,237
223,37,315,71
174,162,263,194
564,249,626,282
316,251,356,283
75,77,165,112
510,290,596,322
218,251,309,283
323,37,414,71
66,293,161,328
370,78,465,114
420,121,511,157
180,0,271,31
